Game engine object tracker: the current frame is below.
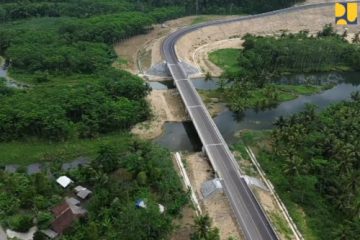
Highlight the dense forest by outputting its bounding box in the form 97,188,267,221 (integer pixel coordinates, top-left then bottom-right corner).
249,94,360,239
210,25,360,111
0,0,304,23
0,70,150,141
0,0,303,81
0,140,188,239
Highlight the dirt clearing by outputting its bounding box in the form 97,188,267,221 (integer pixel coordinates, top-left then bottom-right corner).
114,15,235,75
176,4,360,76
185,152,243,240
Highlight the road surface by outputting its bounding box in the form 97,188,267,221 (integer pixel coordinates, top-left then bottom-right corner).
161,2,356,239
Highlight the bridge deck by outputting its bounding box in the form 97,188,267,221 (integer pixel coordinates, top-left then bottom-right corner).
167,63,278,240
161,2,345,238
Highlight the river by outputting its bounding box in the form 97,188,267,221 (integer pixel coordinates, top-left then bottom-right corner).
0,66,27,89
153,72,360,151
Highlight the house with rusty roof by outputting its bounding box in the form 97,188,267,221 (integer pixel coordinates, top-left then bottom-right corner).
51,199,87,235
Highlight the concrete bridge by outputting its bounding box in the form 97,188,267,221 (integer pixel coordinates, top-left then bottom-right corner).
161,2,350,239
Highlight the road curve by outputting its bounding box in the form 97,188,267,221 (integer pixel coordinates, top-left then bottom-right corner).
161,2,355,240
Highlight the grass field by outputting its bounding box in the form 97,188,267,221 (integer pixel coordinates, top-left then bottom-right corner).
0,132,133,166
208,48,240,74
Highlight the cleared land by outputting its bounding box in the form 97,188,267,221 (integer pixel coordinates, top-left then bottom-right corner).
176,5,360,77
114,15,236,75
186,152,243,240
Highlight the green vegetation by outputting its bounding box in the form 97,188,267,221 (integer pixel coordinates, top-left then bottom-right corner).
0,0,301,22
239,94,360,239
0,1,314,238
0,132,133,166
269,212,293,240
62,141,188,239
209,25,360,112
200,83,328,111
0,70,150,141
0,140,188,238
191,215,220,240
209,48,240,76
0,171,63,232
192,16,213,25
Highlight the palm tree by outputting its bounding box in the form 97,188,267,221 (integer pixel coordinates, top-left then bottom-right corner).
352,32,360,43
351,91,360,101
274,116,286,128
191,214,220,240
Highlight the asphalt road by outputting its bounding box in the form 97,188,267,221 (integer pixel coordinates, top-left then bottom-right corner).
161,2,354,240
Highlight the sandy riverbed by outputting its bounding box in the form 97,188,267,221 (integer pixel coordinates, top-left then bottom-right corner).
131,89,188,139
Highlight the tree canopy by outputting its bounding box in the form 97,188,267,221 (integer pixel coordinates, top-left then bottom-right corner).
0,69,150,141
210,25,360,112
0,139,188,239
257,95,360,239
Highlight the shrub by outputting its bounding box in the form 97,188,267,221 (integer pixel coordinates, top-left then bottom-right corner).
7,214,33,232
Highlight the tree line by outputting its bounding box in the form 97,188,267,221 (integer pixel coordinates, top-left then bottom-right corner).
218,25,360,112
0,0,304,23
258,94,360,239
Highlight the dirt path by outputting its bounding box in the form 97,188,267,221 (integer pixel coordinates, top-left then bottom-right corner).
186,153,243,240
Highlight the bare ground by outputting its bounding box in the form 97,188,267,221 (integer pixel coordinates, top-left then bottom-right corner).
131,89,188,139
114,15,235,75
171,205,196,240
177,4,360,76
186,152,243,240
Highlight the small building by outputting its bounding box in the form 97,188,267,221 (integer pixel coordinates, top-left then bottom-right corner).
51,201,86,235
41,229,58,239
74,186,92,200
65,197,80,206
56,176,73,188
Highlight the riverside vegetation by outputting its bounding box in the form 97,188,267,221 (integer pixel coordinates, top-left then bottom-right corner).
237,93,360,239
0,0,314,238
209,25,360,112
210,24,360,239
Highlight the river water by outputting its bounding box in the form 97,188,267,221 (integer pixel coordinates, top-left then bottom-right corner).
153,72,360,151
0,66,27,88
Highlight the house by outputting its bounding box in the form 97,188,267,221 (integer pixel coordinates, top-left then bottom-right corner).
51,201,86,235
56,176,73,188
74,186,92,200
65,197,80,206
